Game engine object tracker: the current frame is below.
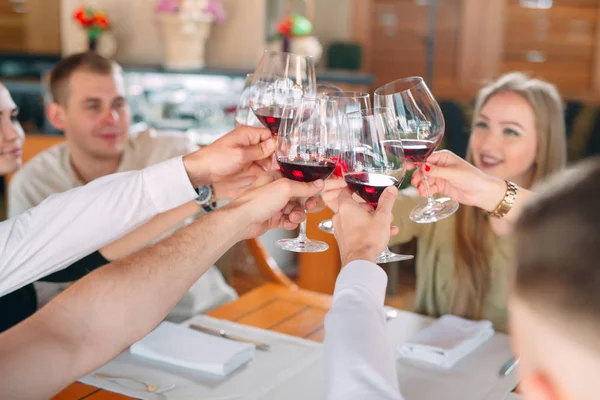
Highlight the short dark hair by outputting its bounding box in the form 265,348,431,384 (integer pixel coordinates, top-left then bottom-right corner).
514,157,600,343
48,52,121,105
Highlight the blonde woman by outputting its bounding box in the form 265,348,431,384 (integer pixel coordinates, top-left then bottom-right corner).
396,72,567,331
324,72,567,331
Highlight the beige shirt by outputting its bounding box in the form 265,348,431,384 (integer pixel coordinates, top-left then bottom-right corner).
8,129,199,218
389,188,512,332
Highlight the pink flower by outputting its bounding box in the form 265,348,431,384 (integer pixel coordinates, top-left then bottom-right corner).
206,0,226,24
155,0,181,13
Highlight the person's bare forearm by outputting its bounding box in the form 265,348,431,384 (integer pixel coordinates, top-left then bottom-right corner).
0,208,242,399
100,201,201,261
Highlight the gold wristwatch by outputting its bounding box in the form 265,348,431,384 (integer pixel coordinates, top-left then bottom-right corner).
489,180,518,218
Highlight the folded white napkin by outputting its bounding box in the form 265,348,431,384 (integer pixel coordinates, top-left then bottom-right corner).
398,315,494,368
130,321,255,377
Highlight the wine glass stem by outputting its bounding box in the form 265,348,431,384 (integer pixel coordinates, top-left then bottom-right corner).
420,163,436,208
297,219,308,241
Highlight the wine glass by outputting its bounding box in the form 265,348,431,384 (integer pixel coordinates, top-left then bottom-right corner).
374,77,459,223
308,84,343,213
276,97,340,253
342,108,414,263
317,91,372,234
235,74,263,127
247,50,317,136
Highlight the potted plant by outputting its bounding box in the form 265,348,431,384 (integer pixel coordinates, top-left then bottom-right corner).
155,0,226,70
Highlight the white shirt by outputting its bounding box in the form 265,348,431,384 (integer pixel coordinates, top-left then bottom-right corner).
325,260,404,400
8,129,198,218
0,156,197,297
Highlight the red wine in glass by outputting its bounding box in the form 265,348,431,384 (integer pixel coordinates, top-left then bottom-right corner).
253,106,290,136
344,172,400,207
278,157,337,182
402,139,436,163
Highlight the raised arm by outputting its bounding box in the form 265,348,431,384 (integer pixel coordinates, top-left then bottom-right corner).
0,173,323,400
0,156,197,296
325,187,404,400
0,125,275,296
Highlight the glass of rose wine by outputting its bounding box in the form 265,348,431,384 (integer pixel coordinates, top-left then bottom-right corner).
247,51,317,136
317,91,372,234
276,97,340,253
374,77,459,223
342,108,414,263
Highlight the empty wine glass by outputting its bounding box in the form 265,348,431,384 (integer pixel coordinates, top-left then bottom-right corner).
317,91,372,234
276,97,340,253
247,50,317,136
374,77,459,223
341,108,414,263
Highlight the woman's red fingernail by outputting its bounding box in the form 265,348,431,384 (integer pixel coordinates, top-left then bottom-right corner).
424,164,431,172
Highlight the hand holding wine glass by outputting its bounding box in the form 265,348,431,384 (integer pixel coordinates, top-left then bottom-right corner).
410,150,509,213
182,125,274,188
276,97,340,253
340,108,413,263
333,185,400,266
374,76,459,223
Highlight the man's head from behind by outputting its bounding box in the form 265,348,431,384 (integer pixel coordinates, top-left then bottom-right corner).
510,158,600,400
46,52,130,160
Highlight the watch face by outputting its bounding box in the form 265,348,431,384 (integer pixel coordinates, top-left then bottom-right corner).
196,185,211,204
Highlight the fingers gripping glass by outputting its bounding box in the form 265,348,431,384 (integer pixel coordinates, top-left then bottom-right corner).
374,77,459,223
342,108,414,263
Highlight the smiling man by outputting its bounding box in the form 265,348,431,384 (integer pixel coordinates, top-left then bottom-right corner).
8,53,203,217
6,52,245,313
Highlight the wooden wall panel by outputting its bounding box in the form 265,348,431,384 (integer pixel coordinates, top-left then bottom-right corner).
0,0,26,52
502,0,598,96
367,0,461,92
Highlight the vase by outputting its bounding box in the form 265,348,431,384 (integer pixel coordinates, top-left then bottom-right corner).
88,36,98,52
159,13,213,70
268,36,323,64
71,29,118,59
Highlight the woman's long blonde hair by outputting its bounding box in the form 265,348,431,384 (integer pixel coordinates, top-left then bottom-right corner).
450,72,567,319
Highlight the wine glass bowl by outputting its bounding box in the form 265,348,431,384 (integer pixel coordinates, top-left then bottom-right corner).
317,91,372,234
374,76,459,223
235,73,263,128
247,51,316,136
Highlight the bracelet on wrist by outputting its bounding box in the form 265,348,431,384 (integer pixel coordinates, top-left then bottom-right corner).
488,180,518,218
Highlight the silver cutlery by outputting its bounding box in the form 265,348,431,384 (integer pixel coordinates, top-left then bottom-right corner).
189,324,271,351
94,373,176,394
499,356,520,377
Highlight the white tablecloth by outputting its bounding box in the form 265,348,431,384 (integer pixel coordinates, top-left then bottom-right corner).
79,315,323,400
386,309,519,400
80,310,519,400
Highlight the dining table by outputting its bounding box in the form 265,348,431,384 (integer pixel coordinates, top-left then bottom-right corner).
52,282,520,400
52,283,333,400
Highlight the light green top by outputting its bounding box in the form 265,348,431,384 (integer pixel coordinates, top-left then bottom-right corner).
389,188,513,332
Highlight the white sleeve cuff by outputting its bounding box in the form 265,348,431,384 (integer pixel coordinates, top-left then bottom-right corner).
334,260,388,306
142,156,198,213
